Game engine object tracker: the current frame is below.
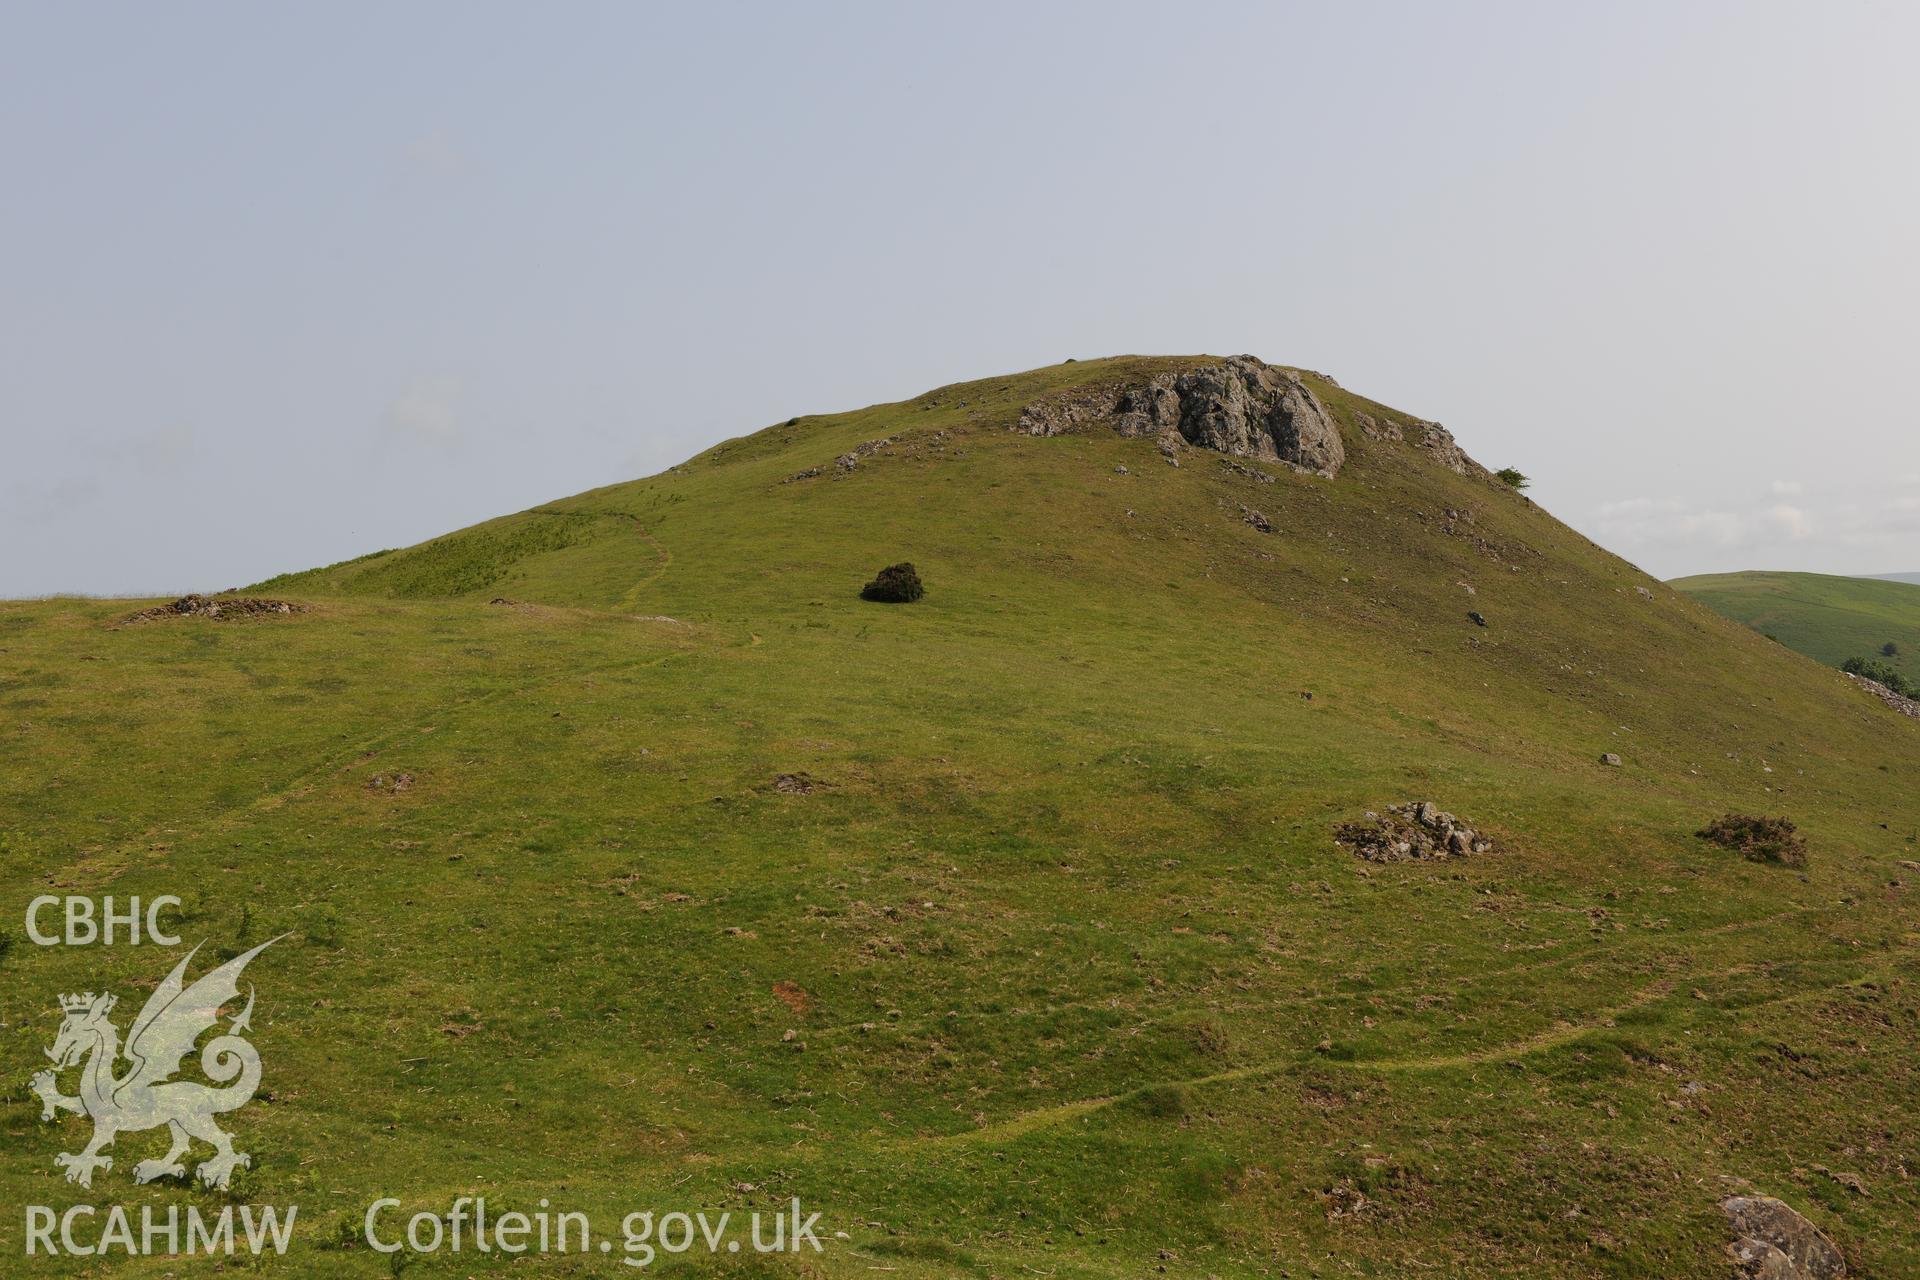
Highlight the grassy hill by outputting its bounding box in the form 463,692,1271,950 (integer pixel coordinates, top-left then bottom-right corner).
1673,570,1920,683
4,355,1918,1277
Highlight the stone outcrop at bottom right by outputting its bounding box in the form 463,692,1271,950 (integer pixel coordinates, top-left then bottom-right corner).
1721,1195,1845,1280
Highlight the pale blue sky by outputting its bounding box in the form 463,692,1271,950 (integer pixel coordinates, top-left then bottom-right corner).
4,1,1916,595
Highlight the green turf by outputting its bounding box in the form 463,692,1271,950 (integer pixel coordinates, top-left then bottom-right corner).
1672,569,1920,682
4,356,1917,1276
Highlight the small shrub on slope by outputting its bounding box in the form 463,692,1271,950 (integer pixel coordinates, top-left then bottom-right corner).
1697,813,1808,867
1842,655,1913,697
861,562,924,603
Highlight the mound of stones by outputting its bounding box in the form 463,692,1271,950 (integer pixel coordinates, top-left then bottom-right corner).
121,594,304,624
1336,801,1492,862
1017,355,1345,476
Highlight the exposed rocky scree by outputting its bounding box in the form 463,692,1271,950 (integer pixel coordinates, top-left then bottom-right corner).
1847,671,1920,718
781,428,956,485
1017,355,1348,476
1336,801,1492,862
119,594,304,624
1360,407,1480,475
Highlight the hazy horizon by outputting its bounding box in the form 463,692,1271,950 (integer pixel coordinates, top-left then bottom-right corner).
5,1,1917,596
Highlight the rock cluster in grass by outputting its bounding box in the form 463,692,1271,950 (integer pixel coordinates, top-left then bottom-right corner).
120,594,303,624
1017,355,1346,476
1353,411,1402,442
1415,420,1472,475
1336,801,1492,862
783,434,900,483
1720,1195,1846,1280
834,435,896,473
1847,671,1920,718
1218,458,1277,484
1352,407,1489,478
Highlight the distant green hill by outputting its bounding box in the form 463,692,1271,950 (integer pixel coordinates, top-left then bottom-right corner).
1671,569,1920,680
7,356,1919,1277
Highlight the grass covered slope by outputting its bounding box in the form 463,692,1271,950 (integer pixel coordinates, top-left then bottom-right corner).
4,355,1919,1278
1674,569,1920,682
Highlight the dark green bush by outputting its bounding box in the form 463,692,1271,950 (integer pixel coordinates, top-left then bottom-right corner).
1495,467,1530,490
860,562,924,603
1843,655,1913,697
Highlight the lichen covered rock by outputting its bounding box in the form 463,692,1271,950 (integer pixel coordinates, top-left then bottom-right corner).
1721,1196,1845,1280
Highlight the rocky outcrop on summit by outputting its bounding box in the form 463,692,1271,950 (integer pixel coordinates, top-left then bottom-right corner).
1018,356,1346,476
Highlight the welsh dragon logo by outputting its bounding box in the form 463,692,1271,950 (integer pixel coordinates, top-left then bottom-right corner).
30,937,280,1190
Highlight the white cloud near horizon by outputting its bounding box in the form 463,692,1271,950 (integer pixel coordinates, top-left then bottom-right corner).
1585,481,1920,576
384,378,462,446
